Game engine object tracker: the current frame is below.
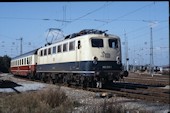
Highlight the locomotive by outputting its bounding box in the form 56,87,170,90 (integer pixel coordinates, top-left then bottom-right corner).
10,29,128,88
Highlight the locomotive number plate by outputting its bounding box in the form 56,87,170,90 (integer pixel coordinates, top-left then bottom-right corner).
102,66,112,69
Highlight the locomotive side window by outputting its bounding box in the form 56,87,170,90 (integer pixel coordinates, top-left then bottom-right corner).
108,39,118,48
48,48,51,55
40,50,43,56
57,45,62,53
44,49,47,56
53,46,56,54
63,43,68,52
69,41,75,51
91,39,103,47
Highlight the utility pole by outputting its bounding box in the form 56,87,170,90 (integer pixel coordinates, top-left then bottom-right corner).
143,20,157,77
150,26,154,77
124,30,129,71
16,37,23,55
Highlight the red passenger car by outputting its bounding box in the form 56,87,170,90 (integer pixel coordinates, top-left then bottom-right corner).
10,49,38,78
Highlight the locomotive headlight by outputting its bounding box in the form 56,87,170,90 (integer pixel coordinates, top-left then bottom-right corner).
93,56,98,64
116,56,120,64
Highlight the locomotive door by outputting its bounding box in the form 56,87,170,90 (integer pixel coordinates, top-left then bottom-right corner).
76,40,81,69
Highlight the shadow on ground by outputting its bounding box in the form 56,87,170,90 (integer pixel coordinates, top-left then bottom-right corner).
0,80,22,93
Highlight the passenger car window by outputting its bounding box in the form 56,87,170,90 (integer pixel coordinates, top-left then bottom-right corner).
91,39,103,47
108,39,118,48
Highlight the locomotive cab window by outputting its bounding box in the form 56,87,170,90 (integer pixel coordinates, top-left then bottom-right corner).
108,39,118,48
91,39,103,47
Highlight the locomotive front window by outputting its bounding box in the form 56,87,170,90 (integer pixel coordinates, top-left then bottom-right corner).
108,39,118,48
91,39,103,47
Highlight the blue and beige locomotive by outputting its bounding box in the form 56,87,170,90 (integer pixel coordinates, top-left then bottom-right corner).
11,29,128,88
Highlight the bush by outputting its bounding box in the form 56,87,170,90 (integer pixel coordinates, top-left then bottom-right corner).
0,88,73,113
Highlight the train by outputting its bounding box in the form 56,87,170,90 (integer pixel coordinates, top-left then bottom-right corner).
10,29,128,88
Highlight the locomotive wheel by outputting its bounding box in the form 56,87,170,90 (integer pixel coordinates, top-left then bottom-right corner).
48,76,53,84
51,79,56,84
42,77,47,83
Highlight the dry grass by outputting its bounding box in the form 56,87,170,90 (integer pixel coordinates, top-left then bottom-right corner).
0,88,157,113
0,87,74,113
80,98,155,113
98,99,155,113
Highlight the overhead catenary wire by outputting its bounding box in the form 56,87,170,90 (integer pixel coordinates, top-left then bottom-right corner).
128,25,168,41
0,16,71,23
96,2,155,29
71,3,110,23
59,2,111,30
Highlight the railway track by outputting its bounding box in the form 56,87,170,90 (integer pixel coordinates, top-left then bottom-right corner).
4,73,170,104
46,79,170,104
87,86,169,104
125,72,169,86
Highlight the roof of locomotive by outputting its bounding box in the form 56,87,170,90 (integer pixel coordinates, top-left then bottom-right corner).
11,49,39,60
39,29,120,50
64,29,109,39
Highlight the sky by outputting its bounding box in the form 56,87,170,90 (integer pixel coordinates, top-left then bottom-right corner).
0,1,169,66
